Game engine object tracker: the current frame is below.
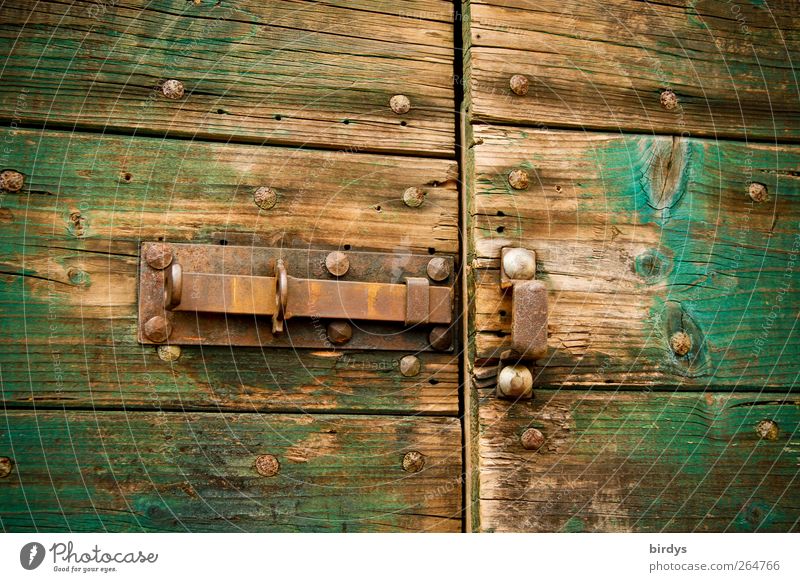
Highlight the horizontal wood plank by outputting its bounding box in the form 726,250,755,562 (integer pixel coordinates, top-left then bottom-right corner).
0,127,459,414
0,411,462,532
1,0,456,155
464,0,800,140
467,124,800,389
477,390,800,532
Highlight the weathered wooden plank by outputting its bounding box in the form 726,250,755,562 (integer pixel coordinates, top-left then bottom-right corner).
0,127,459,413
464,0,800,140
0,411,462,532
0,0,455,155
467,123,800,388
477,390,800,532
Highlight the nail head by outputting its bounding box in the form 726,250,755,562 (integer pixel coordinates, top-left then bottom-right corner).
325,251,350,277
399,355,421,377
144,243,173,270
403,186,426,208
428,326,452,351
0,169,24,192
0,456,12,478
660,89,679,111
509,74,529,96
520,428,545,451
669,330,692,357
157,345,181,362
390,94,411,115
255,454,280,477
748,182,768,203
402,451,425,473
144,315,172,343
327,320,353,345
508,168,529,190
254,186,278,210
426,257,450,282
161,79,185,100
755,419,779,441
497,364,534,399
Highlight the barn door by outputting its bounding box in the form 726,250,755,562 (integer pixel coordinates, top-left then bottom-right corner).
462,1,800,532
0,0,462,532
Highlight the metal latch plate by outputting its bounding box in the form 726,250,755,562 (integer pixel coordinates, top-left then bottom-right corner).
138,243,455,351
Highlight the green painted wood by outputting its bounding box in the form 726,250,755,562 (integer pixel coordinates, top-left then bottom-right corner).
0,411,462,532
0,127,459,414
468,124,800,389
463,0,800,140
0,0,455,156
477,390,800,532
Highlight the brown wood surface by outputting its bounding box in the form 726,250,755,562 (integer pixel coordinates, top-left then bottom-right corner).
0,127,459,414
0,0,456,156
466,123,800,389
464,0,800,140
475,389,800,532
0,410,462,532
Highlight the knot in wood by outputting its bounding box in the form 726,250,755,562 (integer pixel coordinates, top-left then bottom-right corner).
669,330,692,357
748,182,768,203
0,456,13,478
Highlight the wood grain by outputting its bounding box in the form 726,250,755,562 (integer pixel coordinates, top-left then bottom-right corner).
0,0,455,156
476,390,800,532
466,123,800,388
0,411,462,532
464,0,800,140
0,127,459,414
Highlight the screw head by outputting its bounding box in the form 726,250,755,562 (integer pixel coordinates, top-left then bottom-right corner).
402,451,425,473
426,257,450,282
254,186,278,210
390,94,411,115
399,355,421,377
669,330,692,356
497,364,534,399
0,456,12,478
521,428,545,451
748,182,768,203
144,315,172,343
327,320,353,345
157,345,181,362
255,454,280,477
325,251,350,277
144,243,173,270
428,326,452,351
0,169,24,192
502,248,536,280
756,419,779,441
660,89,679,111
509,74,529,96
508,168,529,190
161,79,185,100
402,186,426,208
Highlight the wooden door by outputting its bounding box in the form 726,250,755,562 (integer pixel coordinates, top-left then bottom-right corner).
462,0,800,531
0,0,462,532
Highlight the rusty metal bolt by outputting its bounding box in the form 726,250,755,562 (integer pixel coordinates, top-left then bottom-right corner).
508,168,529,190
144,315,172,343
509,74,529,96
520,428,545,451
0,169,24,192
399,355,421,377
161,79,185,100
144,243,173,270
254,186,278,210
325,251,350,277
502,248,536,280
748,182,769,203
402,451,425,473
255,454,280,477
327,320,353,345
402,186,426,208
660,89,679,111
669,330,692,356
157,345,181,362
390,94,411,115
0,456,12,478
426,257,450,282
755,419,779,441
428,326,452,351
497,364,533,399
